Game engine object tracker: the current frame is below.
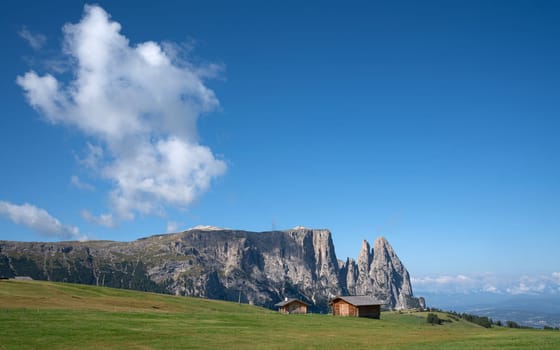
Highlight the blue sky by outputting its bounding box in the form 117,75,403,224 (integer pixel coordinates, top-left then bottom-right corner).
1,1,559,296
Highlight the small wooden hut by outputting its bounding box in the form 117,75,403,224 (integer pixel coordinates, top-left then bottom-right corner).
274,298,308,314
329,296,383,319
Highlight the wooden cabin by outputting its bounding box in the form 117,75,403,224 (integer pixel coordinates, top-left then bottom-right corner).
274,298,308,314
329,296,383,319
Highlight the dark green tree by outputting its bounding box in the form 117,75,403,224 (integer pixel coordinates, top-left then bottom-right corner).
427,313,442,325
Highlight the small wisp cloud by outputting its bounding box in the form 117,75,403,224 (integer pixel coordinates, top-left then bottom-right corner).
16,5,226,227
166,221,182,233
70,175,94,191
18,26,47,50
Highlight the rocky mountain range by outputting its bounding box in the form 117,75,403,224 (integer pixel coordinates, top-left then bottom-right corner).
0,226,424,312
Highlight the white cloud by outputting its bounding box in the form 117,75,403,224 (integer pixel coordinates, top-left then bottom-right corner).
137,41,170,66
81,210,115,228
413,273,560,296
483,285,499,293
552,272,560,284
17,5,226,224
506,282,546,295
78,143,104,169
166,221,182,233
0,201,88,241
16,71,64,118
18,26,47,50
504,274,558,295
70,175,94,191
412,274,502,294
103,137,225,219
412,274,474,287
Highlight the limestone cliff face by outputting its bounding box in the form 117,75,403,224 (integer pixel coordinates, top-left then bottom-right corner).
0,228,423,311
342,237,424,310
155,227,342,310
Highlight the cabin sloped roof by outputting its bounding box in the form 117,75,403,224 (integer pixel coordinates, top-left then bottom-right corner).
274,298,308,307
330,296,384,306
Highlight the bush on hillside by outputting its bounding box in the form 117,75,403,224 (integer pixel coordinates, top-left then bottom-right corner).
427,313,442,325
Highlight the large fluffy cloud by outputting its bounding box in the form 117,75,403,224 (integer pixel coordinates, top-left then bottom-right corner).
17,5,226,224
0,201,88,241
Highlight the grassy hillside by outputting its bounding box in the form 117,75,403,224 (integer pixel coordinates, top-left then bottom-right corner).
1,280,559,349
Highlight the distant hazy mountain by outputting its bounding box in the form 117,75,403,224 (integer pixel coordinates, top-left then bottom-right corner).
423,292,560,328
0,227,424,312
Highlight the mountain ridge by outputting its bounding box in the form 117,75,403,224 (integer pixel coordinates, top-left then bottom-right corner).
0,227,424,312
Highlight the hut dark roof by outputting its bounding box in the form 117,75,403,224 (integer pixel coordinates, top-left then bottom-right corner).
274,298,308,307
330,296,384,306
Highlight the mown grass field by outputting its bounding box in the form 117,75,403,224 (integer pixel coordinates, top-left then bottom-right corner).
1,280,559,349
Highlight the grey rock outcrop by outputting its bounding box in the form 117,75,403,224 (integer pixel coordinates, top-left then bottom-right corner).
341,236,423,310
0,227,424,311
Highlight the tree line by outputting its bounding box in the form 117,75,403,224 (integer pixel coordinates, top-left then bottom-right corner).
426,308,559,330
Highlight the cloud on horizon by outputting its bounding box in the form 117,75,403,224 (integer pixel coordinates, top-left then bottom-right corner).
412,273,560,296
16,5,226,226
0,201,88,241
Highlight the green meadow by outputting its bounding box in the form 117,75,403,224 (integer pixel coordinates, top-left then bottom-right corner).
1,280,558,349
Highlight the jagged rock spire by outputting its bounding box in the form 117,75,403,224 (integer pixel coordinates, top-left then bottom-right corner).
342,236,423,310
